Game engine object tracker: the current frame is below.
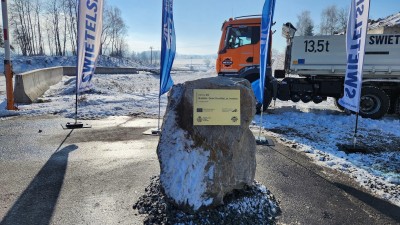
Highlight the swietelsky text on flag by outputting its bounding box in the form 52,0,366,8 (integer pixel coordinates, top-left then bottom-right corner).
339,0,370,112
159,0,176,96
76,0,103,92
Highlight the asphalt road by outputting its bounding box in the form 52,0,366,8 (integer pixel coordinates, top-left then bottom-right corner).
0,115,399,225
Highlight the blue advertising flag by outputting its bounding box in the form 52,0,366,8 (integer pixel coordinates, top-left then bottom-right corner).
76,0,104,92
339,0,370,112
254,0,276,104
159,0,176,96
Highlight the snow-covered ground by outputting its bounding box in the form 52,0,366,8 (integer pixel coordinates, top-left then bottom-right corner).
255,101,400,207
0,62,399,207
9,55,148,74
369,12,400,30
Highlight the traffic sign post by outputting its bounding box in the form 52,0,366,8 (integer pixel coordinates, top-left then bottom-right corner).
2,0,17,110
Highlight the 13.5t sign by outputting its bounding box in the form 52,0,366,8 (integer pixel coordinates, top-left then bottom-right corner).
304,40,330,53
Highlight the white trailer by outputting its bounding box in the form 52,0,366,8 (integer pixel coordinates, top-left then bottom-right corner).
274,23,400,119
290,34,400,78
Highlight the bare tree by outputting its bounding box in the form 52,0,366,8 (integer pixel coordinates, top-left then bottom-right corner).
10,0,47,55
64,0,77,55
0,26,4,47
153,50,160,66
337,7,349,34
100,3,112,55
320,5,340,35
8,0,128,58
10,0,31,55
138,51,150,64
46,0,63,56
34,0,44,55
45,23,54,56
101,5,128,57
296,10,314,36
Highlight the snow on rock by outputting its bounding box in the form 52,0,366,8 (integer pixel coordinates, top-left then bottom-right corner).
157,77,257,211
157,88,213,210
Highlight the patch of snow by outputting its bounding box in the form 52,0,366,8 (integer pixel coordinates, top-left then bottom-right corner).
0,55,148,75
0,70,215,119
369,12,400,30
158,84,214,210
256,99,400,207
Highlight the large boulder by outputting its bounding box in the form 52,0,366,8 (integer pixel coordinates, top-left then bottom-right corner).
157,77,257,211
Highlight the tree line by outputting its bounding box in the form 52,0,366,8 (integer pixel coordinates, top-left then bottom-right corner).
5,3,365,58
8,0,128,57
295,5,349,36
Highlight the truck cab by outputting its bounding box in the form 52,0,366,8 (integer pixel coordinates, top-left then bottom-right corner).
216,16,262,82
216,16,274,111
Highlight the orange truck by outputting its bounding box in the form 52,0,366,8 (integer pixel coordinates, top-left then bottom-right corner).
216,15,400,119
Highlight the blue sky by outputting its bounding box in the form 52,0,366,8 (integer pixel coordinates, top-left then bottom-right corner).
110,0,399,55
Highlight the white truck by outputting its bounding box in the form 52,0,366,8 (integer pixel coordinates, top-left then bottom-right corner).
275,22,400,119
217,17,400,119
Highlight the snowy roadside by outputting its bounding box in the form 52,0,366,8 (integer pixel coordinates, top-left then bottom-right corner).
255,100,400,207
0,70,399,207
0,71,215,119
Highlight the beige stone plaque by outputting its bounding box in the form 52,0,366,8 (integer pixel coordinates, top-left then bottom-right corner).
193,89,240,126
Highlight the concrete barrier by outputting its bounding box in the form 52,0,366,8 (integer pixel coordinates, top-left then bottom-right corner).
14,67,63,104
14,66,140,104
63,66,139,76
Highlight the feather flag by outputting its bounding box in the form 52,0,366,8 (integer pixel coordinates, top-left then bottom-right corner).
76,0,104,92
159,0,176,96
339,0,370,112
253,0,276,104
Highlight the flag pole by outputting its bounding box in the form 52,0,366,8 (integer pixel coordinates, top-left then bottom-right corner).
353,112,359,148
63,0,104,130
338,0,370,151
258,105,264,138
158,95,161,132
150,0,175,135
75,72,79,124
63,62,85,129
255,0,275,145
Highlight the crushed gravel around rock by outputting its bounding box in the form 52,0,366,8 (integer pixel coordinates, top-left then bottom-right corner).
133,176,281,225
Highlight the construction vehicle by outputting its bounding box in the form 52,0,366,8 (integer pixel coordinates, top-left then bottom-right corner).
216,16,400,119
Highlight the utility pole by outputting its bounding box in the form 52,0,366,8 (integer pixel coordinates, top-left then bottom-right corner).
150,46,153,65
1,0,16,110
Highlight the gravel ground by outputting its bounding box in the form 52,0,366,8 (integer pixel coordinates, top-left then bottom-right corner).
133,176,281,225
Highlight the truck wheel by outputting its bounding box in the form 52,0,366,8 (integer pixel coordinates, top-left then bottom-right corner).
255,89,273,114
396,96,400,115
359,86,390,119
334,98,345,111
256,103,264,114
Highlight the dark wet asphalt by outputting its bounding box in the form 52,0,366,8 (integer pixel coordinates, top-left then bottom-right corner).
0,115,399,225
